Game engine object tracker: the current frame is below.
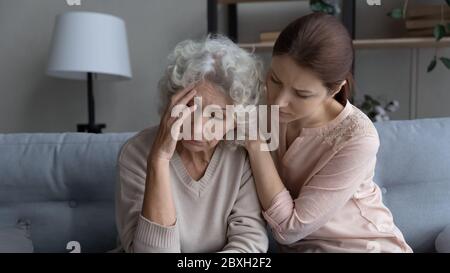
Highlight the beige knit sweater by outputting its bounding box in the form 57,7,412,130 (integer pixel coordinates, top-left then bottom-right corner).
115,126,268,253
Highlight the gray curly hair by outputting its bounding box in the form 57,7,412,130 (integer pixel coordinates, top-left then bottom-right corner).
158,35,264,113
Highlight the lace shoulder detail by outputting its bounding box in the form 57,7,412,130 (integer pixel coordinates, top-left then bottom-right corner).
319,106,378,149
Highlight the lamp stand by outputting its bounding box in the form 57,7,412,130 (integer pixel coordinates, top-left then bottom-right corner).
77,72,106,133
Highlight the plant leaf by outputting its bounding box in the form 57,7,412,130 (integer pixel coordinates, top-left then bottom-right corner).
364,94,374,101
387,8,404,19
446,0,450,7
428,56,437,72
361,102,371,112
440,57,450,69
434,24,446,41
309,0,335,15
310,1,324,11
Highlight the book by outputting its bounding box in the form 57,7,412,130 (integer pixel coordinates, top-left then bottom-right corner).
406,19,450,30
260,31,280,42
406,4,450,19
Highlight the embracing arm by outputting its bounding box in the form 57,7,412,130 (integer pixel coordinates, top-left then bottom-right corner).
245,141,286,211
247,135,379,245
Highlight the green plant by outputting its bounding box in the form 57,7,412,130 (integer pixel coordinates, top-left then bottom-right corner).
309,0,340,16
388,0,450,72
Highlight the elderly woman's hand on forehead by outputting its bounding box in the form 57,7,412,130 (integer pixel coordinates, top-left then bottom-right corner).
148,85,197,163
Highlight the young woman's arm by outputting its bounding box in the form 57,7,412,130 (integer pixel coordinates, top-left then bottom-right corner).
249,135,380,245
245,140,286,211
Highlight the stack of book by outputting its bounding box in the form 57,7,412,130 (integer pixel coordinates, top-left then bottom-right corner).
258,5,450,42
405,4,450,37
259,31,280,43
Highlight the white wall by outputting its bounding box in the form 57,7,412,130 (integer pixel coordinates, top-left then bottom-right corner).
0,0,207,133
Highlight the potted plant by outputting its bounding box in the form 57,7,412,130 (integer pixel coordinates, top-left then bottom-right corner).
388,0,450,72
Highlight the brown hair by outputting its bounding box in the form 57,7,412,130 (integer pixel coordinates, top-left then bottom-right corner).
273,13,354,106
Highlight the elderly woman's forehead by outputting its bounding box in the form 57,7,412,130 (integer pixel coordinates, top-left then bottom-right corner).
194,81,231,106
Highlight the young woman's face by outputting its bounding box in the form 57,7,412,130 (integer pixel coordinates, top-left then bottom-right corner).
267,55,333,124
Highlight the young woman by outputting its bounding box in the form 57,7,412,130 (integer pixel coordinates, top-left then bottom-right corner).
245,13,412,253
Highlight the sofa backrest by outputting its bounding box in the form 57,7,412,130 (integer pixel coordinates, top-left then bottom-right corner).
0,132,134,252
1,117,450,253
374,117,450,252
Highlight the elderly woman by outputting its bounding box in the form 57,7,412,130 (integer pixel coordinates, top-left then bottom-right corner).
115,36,268,253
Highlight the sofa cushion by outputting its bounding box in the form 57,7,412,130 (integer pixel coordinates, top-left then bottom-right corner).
0,220,34,253
0,132,135,252
374,118,450,252
435,225,450,253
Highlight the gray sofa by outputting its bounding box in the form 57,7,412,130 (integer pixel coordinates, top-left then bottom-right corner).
1,117,450,253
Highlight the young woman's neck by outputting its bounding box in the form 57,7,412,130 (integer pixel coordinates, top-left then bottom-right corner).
291,98,344,133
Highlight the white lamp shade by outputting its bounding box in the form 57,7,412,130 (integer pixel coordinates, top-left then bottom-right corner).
47,11,132,81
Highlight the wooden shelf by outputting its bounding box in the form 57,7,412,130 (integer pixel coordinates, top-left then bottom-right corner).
239,37,450,51
354,37,450,49
218,0,305,4
209,0,356,52
239,41,276,50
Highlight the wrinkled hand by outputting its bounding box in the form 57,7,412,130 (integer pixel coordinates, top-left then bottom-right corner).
149,85,197,163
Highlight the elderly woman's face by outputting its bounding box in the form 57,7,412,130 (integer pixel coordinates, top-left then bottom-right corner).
181,81,234,152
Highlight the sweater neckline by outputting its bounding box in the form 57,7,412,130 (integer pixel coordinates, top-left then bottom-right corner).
279,100,353,162
171,142,223,195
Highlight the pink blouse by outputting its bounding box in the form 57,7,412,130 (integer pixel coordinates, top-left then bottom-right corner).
263,101,412,253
